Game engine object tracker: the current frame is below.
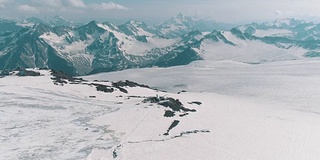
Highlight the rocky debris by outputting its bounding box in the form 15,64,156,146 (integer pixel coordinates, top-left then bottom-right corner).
188,101,202,105
111,80,151,94
93,80,109,82
143,96,165,103
112,145,122,158
128,95,146,98
179,113,189,117
143,96,196,118
164,120,180,136
0,69,10,76
112,80,150,89
174,130,210,138
164,110,175,117
39,67,49,70
159,98,196,112
18,69,41,77
128,129,210,144
117,87,128,94
92,83,114,93
177,90,187,94
50,70,85,85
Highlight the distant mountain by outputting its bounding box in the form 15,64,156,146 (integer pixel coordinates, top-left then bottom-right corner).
236,18,320,40
0,18,23,34
0,19,203,75
118,20,163,39
1,16,320,75
156,13,235,38
20,16,81,27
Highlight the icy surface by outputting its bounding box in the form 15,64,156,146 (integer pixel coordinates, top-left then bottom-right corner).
2,57,320,159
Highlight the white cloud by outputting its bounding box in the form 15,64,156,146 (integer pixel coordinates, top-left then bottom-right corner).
65,0,85,8
275,10,294,16
90,2,128,11
31,0,62,8
17,4,39,13
0,0,13,3
0,0,13,8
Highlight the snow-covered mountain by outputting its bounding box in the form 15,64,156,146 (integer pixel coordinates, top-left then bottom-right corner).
0,19,203,75
156,13,234,38
118,20,163,38
20,16,80,27
0,18,23,34
1,16,320,75
237,18,320,41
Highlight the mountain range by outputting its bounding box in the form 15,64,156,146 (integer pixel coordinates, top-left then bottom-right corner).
0,14,320,75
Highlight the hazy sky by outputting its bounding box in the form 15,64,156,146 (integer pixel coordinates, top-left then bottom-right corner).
0,0,320,24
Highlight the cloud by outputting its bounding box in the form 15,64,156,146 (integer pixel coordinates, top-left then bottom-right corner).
14,1,128,13
65,0,85,8
90,2,129,11
0,0,13,8
17,4,38,13
275,10,294,16
0,0,13,3
31,0,62,8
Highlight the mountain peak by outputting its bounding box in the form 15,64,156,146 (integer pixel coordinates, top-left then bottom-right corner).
177,13,185,19
53,15,67,21
126,19,144,26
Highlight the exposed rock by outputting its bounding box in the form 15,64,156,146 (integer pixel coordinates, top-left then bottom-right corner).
159,98,196,112
50,70,85,84
179,113,189,117
93,84,114,93
164,120,180,136
143,96,196,119
164,110,175,117
188,101,202,105
0,69,10,76
18,69,41,77
111,80,150,94
177,90,187,94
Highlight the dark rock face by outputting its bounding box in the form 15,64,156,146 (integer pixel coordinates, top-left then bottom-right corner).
188,101,202,105
112,80,150,88
164,110,175,117
164,120,180,136
143,96,196,118
0,69,10,76
94,84,114,93
50,70,85,85
177,90,187,94
159,98,196,112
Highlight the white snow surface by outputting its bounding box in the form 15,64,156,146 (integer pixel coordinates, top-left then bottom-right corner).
253,29,294,37
83,59,320,160
198,31,306,63
3,52,320,159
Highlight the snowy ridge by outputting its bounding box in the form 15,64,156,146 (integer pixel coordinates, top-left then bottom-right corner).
1,15,320,76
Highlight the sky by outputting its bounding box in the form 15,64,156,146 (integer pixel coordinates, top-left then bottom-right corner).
0,0,320,24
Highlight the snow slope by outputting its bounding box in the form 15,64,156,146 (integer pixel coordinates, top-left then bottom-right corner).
196,31,307,63
84,59,320,160
2,51,320,159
